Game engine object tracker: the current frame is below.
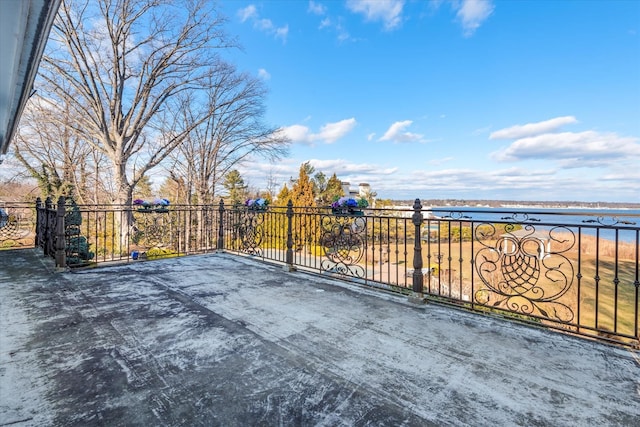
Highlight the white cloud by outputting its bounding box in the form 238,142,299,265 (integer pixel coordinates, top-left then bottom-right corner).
428,157,454,166
312,7,354,42
314,118,357,143
456,0,495,37
237,4,288,42
308,1,326,15
319,17,332,29
240,157,398,193
275,25,289,41
426,0,495,36
491,131,640,164
258,68,271,80
367,133,376,141
278,124,313,144
490,116,578,139
379,120,425,143
238,154,639,202
346,0,405,31
601,171,640,182
336,23,352,42
277,118,357,144
407,167,560,195
256,18,274,31
308,158,398,175
472,125,492,136
238,5,257,22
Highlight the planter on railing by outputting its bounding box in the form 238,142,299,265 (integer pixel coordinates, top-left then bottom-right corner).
136,206,169,213
244,198,268,212
330,196,368,217
331,207,364,216
133,198,170,213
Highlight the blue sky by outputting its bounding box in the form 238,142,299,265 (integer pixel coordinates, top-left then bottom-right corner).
219,0,640,203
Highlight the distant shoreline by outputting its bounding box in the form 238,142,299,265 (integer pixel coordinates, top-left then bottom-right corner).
391,199,640,210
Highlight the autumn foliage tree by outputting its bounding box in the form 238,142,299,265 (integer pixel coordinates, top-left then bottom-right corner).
291,162,316,209
290,162,318,253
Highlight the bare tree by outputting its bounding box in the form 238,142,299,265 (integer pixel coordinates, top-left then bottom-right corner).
168,60,289,206
14,95,100,202
34,0,231,248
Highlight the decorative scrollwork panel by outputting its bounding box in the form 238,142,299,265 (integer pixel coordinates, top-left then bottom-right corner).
474,224,576,323
132,211,176,249
234,211,265,256
320,214,367,279
0,206,35,248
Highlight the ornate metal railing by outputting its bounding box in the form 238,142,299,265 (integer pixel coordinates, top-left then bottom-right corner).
0,202,36,248
26,197,640,347
319,213,368,279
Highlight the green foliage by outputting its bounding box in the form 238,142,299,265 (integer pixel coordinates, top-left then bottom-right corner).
67,236,95,265
312,171,327,201
65,198,94,264
321,173,344,205
357,197,369,208
134,176,154,200
146,247,178,259
65,202,82,227
277,184,290,206
223,170,248,206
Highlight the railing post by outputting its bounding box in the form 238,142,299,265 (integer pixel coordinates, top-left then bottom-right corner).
217,199,225,251
410,198,425,304
55,196,66,270
35,197,42,249
285,199,295,271
43,196,52,256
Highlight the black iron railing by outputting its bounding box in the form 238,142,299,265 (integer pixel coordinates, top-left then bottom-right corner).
27,198,640,347
0,201,37,249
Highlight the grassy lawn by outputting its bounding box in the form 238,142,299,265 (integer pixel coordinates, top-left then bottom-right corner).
355,234,638,339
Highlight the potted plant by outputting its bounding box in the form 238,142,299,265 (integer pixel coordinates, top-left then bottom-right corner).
133,198,170,213
330,196,368,215
244,198,269,212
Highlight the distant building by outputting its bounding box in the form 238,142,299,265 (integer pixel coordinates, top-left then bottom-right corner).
341,181,354,197
358,183,370,198
340,182,376,208
341,182,372,198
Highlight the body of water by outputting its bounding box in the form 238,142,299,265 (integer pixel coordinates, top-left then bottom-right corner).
428,206,640,243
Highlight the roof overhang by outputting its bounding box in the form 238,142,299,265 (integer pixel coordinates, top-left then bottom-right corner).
0,0,61,162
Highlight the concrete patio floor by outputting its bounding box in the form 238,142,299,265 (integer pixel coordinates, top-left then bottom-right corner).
1,249,639,426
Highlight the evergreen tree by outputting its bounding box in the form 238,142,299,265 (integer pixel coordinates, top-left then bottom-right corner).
223,170,248,206
276,184,290,205
321,173,344,205
134,176,154,201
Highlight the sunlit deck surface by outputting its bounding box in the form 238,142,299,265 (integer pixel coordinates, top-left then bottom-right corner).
1,249,639,426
